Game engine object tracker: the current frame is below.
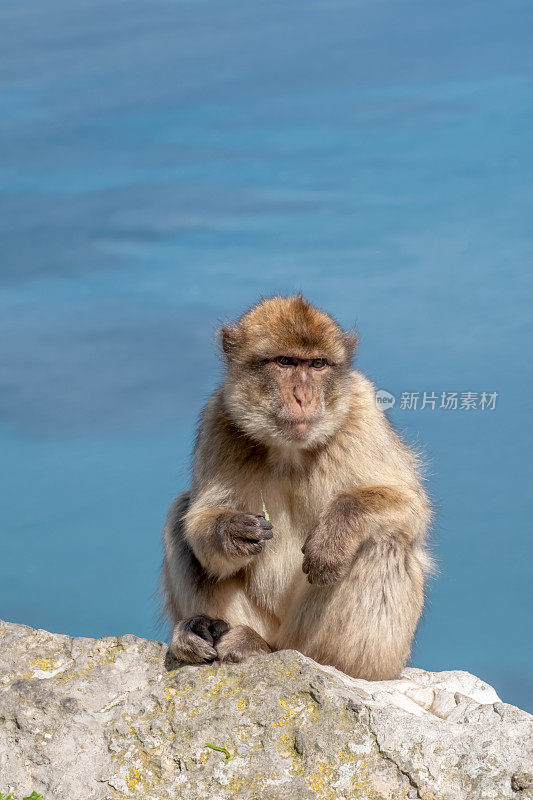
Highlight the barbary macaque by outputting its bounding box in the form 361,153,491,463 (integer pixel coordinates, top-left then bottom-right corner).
162,295,432,679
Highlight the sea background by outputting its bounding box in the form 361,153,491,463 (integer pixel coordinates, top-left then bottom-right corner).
1,0,532,710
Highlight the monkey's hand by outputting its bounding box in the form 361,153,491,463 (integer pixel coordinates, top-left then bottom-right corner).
301,525,347,585
217,512,273,559
302,499,361,585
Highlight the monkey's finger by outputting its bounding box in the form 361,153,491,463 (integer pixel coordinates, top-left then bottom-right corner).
187,615,215,646
306,568,320,583
304,565,328,584
236,535,266,545
301,537,312,553
308,574,330,585
307,567,341,585
241,516,273,534
236,526,273,542
258,520,273,533
254,516,273,529
239,515,260,527
237,513,270,528
233,539,265,555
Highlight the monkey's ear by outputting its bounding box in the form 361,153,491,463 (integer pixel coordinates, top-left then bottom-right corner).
343,330,358,361
220,326,241,360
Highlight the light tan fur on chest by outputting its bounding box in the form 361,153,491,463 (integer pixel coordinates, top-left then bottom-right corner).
233,459,333,618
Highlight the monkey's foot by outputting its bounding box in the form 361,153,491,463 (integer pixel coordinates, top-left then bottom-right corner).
171,615,230,664
215,624,272,663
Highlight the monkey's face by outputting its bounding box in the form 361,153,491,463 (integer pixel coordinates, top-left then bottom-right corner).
263,356,335,442
220,295,356,450
224,354,352,450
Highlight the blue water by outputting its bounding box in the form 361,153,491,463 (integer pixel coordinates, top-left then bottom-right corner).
1,0,532,711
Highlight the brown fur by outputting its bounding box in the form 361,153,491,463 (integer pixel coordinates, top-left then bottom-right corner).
162,295,432,680
215,625,273,663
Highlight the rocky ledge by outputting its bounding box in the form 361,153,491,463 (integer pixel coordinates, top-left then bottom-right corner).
0,620,532,800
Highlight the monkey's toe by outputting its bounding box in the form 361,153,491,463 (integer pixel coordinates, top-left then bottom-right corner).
215,624,272,663
171,616,223,664
208,618,231,643
187,615,214,641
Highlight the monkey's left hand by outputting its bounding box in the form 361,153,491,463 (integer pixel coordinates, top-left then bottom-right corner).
301,524,347,585
302,497,362,585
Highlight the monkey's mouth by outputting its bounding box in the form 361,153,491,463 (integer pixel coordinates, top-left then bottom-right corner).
282,418,315,439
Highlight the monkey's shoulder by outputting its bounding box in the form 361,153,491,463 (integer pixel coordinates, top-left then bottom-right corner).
194,387,267,470
347,369,385,409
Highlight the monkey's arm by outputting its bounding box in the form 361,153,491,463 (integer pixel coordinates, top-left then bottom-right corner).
302,485,430,585
183,491,273,580
181,392,273,579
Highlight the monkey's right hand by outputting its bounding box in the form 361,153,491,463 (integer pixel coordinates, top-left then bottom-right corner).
217,512,273,558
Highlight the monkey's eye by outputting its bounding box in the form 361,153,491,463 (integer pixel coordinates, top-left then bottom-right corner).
310,358,327,369
276,356,297,367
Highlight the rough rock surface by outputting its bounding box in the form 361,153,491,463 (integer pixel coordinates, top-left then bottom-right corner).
0,620,532,800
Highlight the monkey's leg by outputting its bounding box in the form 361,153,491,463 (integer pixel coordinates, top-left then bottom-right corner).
163,493,274,665
276,537,425,681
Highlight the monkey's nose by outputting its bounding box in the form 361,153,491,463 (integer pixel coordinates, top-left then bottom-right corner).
293,384,314,411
